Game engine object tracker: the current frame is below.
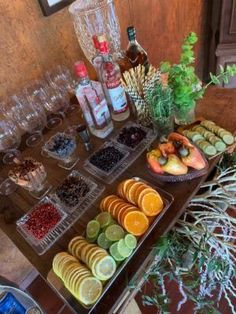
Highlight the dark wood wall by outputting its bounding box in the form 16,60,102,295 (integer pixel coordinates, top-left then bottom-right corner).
0,0,208,99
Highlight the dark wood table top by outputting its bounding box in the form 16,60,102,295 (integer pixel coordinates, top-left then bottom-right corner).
0,86,235,313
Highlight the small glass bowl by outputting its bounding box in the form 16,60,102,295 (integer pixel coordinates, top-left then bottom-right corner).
42,132,79,170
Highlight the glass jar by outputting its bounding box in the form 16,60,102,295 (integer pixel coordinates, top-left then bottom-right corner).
68,0,121,64
175,104,196,125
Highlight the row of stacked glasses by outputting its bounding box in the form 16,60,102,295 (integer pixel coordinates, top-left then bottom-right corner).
0,65,76,195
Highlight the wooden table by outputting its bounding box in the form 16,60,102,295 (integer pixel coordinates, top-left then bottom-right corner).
0,87,235,313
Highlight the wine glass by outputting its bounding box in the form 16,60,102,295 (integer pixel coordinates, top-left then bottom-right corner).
10,94,47,147
45,65,78,113
0,115,21,164
0,176,17,195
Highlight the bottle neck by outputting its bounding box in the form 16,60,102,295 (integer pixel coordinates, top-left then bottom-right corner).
128,38,138,45
78,76,90,86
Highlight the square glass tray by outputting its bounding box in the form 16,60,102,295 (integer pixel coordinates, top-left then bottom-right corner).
111,121,156,152
83,142,130,184
16,196,67,255
48,177,174,313
17,173,104,255
50,170,101,213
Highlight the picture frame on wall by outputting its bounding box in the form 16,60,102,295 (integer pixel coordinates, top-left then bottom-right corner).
38,0,74,16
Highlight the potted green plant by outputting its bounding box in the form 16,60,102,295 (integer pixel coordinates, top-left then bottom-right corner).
161,32,236,125
146,81,174,138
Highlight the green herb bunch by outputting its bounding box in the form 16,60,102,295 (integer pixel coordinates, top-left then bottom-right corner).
160,32,236,112
146,82,174,124
160,32,203,112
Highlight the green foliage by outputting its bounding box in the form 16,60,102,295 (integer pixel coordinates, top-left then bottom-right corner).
146,82,174,124
160,32,204,111
160,32,236,112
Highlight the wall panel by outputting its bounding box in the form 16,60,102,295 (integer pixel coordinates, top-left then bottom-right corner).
0,0,207,99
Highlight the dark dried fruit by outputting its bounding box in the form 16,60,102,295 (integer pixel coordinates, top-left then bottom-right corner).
55,176,90,208
89,146,125,173
117,126,147,148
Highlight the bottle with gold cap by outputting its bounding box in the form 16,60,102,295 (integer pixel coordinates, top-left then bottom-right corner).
97,35,130,122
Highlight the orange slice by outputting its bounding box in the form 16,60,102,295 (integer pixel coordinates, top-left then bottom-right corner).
137,188,157,207
117,182,125,198
134,183,149,203
107,198,122,215
123,211,149,236
127,181,143,204
122,179,134,198
139,191,164,217
117,204,132,224
120,206,139,227
100,195,117,211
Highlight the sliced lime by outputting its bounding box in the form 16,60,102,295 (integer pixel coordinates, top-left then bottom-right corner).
86,220,100,240
97,233,113,250
109,242,126,262
105,224,125,242
96,212,112,229
124,234,137,250
117,239,133,258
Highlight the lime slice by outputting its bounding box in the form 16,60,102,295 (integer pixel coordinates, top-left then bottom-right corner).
78,277,103,305
105,224,125,242
124,234,137,250
86,220,100,240
97,233,112,250
92,256,116,280
86,235,97,243
109,242,126,261
117,239,133,258
96,212,112,229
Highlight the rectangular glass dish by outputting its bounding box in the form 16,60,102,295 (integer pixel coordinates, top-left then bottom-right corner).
17,172,104,255
16,196,67,255
83,142,130,184
47,177,174,313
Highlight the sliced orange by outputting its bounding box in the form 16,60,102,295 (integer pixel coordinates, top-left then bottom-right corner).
100,195,117,211
137,188,156,207
139,191,164,217
117,204,132,224
120,206,138,226
117,182,125,198
127,181,143,204
122,179,134,198
134,183,149,203
123,211,149,236
106,198,121,214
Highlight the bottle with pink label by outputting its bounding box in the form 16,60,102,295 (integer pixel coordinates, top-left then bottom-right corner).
97,35,130,122
74,61,113,139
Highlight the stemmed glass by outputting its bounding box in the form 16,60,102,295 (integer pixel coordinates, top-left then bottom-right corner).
10,94,47,147
45,65,78,113
0,115,21,164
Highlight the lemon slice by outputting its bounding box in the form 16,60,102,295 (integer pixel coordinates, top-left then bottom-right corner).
92,256,116,280
78,277,103,305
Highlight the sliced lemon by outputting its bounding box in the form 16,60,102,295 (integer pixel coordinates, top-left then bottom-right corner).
78,277,103,305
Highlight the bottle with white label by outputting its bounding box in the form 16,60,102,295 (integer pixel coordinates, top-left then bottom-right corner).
97,35,130,122
74,61,113,138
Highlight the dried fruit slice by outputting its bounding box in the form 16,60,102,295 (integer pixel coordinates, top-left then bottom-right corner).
134,183,149,203
68,236,84,254
139,191,164,217
122,179,134,198
117,182,125,198
117,204,132,225
120,207,137,226
97,232,113,249
109,242,126,261
105,224,125,242
96,212,112,229
124,234,137,249
123,211,149,236
78,277,103,305
117,239,133,258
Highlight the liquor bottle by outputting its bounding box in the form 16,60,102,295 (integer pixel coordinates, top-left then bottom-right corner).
92,35,103,80
74,61,113,138
97,35,130,122
126,26,149,72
